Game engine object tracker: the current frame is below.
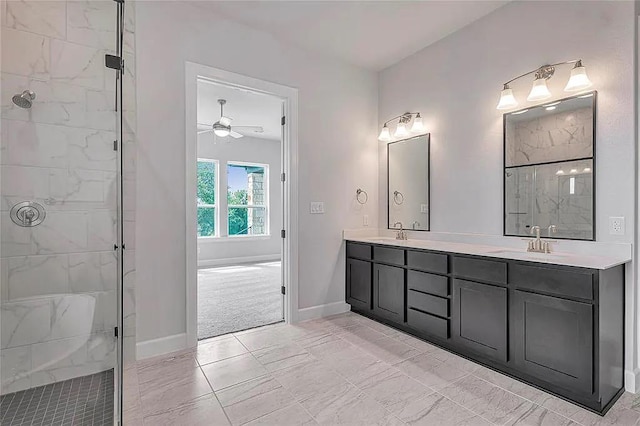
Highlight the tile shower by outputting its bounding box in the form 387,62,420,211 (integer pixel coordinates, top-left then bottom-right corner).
0,0,136,423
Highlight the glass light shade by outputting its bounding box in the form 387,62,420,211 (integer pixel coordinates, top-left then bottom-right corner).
394,122,409,138
378,125,391,142
411,115,425,133
213,127,230,137
496,87,518,110
527,78,552,102
564,65,592,92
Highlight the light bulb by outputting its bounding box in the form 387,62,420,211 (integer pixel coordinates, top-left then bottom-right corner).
496,84,518,110
564,61,592,92
411,114,425,133
378,125,391,142
394,122,409,138
527,78,552,102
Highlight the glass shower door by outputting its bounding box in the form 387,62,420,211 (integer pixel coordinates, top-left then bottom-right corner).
0,1,125,424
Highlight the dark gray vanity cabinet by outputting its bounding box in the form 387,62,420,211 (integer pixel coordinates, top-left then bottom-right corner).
452,278,508,363
346,258,372,311
373,264,405,323
512,290,593,395
345,240,625,415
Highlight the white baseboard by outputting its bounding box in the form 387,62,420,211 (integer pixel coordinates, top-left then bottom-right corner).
198,254,281,269
136,333,188,360
625,369,640,393
296,301,350,322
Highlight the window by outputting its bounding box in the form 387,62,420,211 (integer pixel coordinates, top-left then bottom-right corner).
227,162,268,236
197,159,217,237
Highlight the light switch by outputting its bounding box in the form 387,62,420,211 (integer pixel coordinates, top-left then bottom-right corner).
310,202,325,214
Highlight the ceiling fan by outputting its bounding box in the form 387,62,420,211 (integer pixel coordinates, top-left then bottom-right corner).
197,99,264,139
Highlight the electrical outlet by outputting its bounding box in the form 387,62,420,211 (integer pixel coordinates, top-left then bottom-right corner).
609,217,625,235
310,202,324,214
363,215,369,226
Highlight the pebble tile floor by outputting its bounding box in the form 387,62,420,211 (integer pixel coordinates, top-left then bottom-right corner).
122,312,640,425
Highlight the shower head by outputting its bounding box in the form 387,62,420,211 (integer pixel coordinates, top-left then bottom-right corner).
12,90,36,109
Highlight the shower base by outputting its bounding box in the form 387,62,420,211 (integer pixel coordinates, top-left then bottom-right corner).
0,369,114,425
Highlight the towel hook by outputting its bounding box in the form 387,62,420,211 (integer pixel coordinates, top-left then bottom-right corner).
393,191,404,205
356,188,368,205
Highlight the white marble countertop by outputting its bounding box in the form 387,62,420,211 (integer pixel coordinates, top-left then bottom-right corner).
344,235,631,270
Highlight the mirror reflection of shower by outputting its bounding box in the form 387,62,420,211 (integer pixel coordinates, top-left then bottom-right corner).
12,90,36,109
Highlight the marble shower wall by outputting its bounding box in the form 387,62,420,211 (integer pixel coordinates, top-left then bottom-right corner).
506,107,593,167
0,0,137,394
505,159,594,239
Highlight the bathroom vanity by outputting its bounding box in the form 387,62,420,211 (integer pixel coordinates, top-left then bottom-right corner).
345,237,626,414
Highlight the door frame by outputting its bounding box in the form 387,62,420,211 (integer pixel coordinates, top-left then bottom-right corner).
185,62,299,347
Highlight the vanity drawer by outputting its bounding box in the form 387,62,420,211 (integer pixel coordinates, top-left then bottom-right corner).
409,290,449,318
407,308,449,339
452,256,507,285
407,251,448,274
510,264,594,300
374,246,404,266
407,270,449,297
347,242,371,260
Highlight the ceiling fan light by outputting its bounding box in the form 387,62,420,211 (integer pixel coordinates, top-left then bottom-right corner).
411,114,425,133
378,125,391,142
527,78,552,102
213,122,231,137
214,128,230,137
564,61,592,92
496,85,518,110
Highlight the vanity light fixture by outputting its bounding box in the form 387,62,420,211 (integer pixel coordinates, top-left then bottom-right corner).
411,113,425,133
570,169,578,174
378,112,425,142
583,167,591,173
496,84,518,110
378,124,391,142
556,170,565,175
545,106,557,111
496,59,593,110
394,122,409,138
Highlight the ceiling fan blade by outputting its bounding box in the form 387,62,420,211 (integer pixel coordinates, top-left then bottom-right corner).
230,130,244,139
197,122,213,131
198,129,214,134
232,125,264,134
219,116,233,126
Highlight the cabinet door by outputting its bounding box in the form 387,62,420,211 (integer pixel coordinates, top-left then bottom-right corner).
373,264,405,324
346,258,372,311
452,279,508,362
513,290,593,395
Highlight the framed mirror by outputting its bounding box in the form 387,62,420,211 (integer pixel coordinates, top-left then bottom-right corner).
504,91,596,240
388,134,430,231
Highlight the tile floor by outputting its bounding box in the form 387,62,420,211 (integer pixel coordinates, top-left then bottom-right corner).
1,369,114,425
123,312,640,425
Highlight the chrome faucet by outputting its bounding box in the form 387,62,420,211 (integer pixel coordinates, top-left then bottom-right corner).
527,225,551,253
548,224,558,237
393,222,407,240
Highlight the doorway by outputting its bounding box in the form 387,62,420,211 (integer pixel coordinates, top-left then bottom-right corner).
185,63,299,346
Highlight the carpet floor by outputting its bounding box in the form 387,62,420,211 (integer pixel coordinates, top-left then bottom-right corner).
197,261,283,340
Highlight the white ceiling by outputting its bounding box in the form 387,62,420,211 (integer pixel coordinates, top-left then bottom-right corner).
197,79,283,141
194,1,508,71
